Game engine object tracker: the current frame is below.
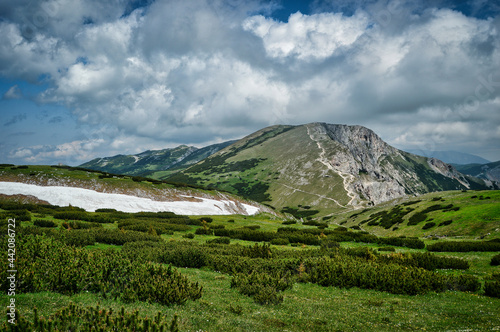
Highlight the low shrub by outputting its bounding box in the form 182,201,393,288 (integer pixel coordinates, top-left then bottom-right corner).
0,235,202,306
160,247,208,268
34,219,57,228
378,252,470,270
270,238,290,246
0,303,180,331
195,227,213,235
438,220,453,227
242,243,273,259
427,241,500,252
484,273,500,298
58,230,96,247
490,254,500,266
92,229,162,245
320,239,340,249
231,271,292,305
62,221,103,229
253,286,284,305
243,225,260,230
422,222,436,230
282,220,296,225
207,237,231,244
377,247,396,252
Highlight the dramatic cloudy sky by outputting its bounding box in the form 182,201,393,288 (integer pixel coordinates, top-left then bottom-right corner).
1,0,499,165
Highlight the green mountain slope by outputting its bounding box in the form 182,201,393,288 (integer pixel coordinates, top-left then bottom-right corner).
454,161,500,183
166,123,496,215
336,190,500,238
79,141,235,177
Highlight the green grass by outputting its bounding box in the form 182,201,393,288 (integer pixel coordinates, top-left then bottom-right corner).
2,190,500,330
337,190,500,239
4,267,499,331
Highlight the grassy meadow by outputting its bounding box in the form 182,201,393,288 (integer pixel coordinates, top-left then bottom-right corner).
0,188,499,331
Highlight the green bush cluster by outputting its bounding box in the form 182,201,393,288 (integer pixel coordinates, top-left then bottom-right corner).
378,252,470,270
52,211,114,223
2,304,180,332
377,237,425,249
120,239,484,298
302,256,479,295
195,227,213,235
33,219,57,228
365,205,413,229
270,238,290,245
207,237,231,244
422,222,436,230
118,219,191,235
0,209,31,221
407,204,457,226
484,273,500,298
61,221,103,230
92,229,161,245
282,220,297,225
438,220,453,227
159,246,209,268
280,206,319,219
377,247,396,252
0,235,202,305
490,254,500,266
427,240,500,252
53,229,161,247
231,271,293,305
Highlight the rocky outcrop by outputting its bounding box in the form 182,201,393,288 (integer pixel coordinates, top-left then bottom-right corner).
427,158,470,188
308,123,487,206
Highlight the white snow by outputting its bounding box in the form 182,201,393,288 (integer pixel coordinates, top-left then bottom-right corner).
0,182,260,215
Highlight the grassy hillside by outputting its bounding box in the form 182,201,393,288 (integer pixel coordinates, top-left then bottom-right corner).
1,194,499,331
336,190,500,239
167,125,351,213
0,164,260,209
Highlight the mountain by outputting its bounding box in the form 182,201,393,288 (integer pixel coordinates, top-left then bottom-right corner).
166,123,496,214
79,141,236,177
405,149,491,165
453,161,500,183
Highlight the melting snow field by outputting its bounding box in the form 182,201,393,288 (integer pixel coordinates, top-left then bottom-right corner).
0,182,260,215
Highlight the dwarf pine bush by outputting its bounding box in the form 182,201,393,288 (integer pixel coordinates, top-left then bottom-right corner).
0,235,202,305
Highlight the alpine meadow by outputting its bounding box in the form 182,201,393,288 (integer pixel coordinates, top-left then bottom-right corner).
1,0,500,331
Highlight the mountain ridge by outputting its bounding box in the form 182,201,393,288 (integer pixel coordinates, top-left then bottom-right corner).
80,141,236,177
405,149,491,165
166,122,496,214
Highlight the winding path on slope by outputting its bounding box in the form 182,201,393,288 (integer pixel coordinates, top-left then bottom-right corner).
276,182,345,208
305,124,359,207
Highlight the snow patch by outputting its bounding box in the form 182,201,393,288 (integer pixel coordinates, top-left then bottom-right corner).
0,182,259,215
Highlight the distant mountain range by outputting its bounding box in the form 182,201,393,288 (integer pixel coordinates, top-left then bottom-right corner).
80,141,236,177
405,149,491,165
80,123,497,214
453,161,500,183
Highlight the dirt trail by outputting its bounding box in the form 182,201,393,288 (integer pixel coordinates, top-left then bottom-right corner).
306,124,359,207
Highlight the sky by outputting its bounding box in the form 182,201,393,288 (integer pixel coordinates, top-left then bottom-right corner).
0,0,499,166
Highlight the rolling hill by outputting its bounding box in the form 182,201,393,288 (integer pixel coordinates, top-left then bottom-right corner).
0,165,265,215
166,123,496,215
